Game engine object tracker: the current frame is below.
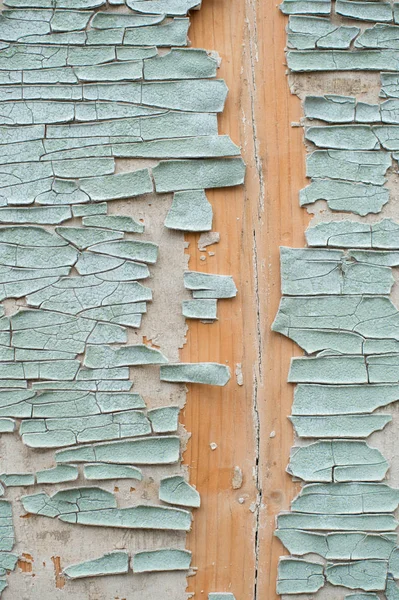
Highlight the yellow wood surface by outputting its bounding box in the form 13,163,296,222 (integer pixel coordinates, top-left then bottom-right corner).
182,1,309,598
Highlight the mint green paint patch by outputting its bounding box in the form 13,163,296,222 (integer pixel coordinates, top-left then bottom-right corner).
184,271,237,298
208,595,236,600
0,206,72,224
326,560,387,591
61,504,191,531
0,473,34,486
84,344,168,369
79,303,146,328
21,410,151,448
336,0,393,22
300,179,388,215
148,406,179,433
165,190,213,232
92,12,164,28
276,530,396,560
304,94,356,122
345,595,379,600
144,48,217,80
305,219,399,248
132,548,192,573
75,62,143,83
306,125,379,150
153,158,245,192
381,73,399,98
26,278,152,315
0,553,18,576
79,169,153,202
389,547,399,578
291,483,399,514
367,354,399,383
277,558,324,595
280,511,398,531
288,16,359,50
141,112,218,140
89,240,158,263
387,576,399,599
0,419,15,433
160,363,230,386
84,463,142,481
47,118,140,139
124,19,190,47
64,551,129,579
280,247,394,295
56,436,180,465
182,299,218,320
36,465,78,484
307,150,391,185
289,355,368,384
288,440,388,482
51,10,93,32
280,0,331,15
55,226,123,250
356,24,399,49
160,475,200,507
72,203,107,217
82,215,144,233
141,79,227,113
288,49,399,72
113,136,239,159
291,414,392,438
76,253,149,280
22,487,116,518
126,0,200,14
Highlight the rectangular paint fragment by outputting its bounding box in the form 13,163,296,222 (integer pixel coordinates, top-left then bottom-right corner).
160,363,230,386
63,551,129,579
132,548,192,572
153,158,246,192
277,558,324,595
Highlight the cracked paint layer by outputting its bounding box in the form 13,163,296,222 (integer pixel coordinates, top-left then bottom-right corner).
0,0,243,597
276,1,399,598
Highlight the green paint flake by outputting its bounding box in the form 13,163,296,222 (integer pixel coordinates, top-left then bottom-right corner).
276,530,396,560
91,12,164,28
89,240,158,263
184,271,237,298
82,215,144,233
63,551,129,579
79,169,153,202
0,206,72,224
113,135,239,159
147,406,179,433
153,158,245,192
124,18,190,47
22,486,116,517
288,16,359,50
0,473,34,486
165,190,213,231
288,440,389,482
182,299,218,320
36,465,78,484
160,363,230,386
291,483,399,514
61,504,191,531
288,49,399,72
55,226,123,250
280,247,394,295
84,344,168,369
291,414,392,438
307,150,391,185
208,595,236,600
289,355,368,384
304,94,356,122
159,475,200,507
56,436,180,465
132,548,192,573
345,595,379,600
306,218,399,248
280,0,331,16
336,0,394,22
75,252,149,280
126,0,200,15
144,48,217,80
72,203,107,217
278,511,398,531
326,560,387,591
356,24,399,49
305,125,379,150
84,463,142,481
300,179,388,216
0,553,18,577
277,558,324,595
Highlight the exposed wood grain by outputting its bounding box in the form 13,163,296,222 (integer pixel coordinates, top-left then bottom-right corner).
182,1,309,598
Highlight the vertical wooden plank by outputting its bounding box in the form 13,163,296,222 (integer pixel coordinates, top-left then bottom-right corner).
182,1,308,598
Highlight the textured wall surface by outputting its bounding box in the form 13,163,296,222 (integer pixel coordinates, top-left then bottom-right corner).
275,0,399,598
0,1,245,597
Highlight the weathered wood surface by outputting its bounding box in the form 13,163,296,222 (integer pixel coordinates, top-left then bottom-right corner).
182,1,308,598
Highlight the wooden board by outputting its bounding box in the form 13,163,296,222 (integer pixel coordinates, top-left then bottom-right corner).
182,1,309,598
